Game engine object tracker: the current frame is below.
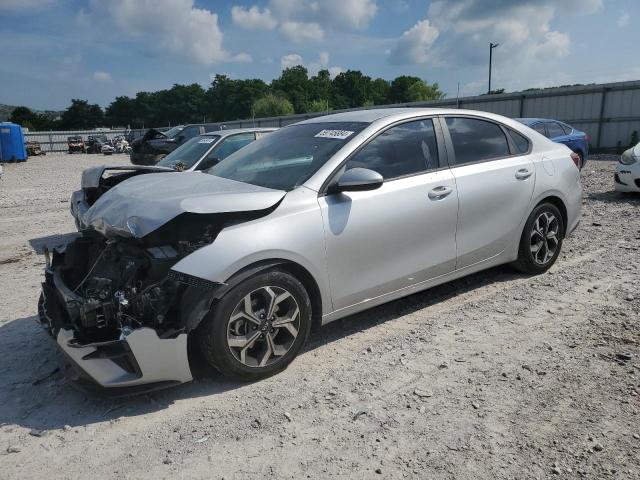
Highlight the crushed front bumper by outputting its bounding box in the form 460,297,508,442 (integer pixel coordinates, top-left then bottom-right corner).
40,266,193,395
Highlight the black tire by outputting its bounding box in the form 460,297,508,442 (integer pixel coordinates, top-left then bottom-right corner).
512,202,564,275
197,269,312,381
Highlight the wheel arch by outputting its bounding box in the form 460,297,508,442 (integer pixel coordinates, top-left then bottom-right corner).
217,259,324,331
535,195,568,237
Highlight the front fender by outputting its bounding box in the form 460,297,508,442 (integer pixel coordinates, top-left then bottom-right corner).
171,187,333,315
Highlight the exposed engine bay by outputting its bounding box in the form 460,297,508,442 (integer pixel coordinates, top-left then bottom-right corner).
41,213,244,344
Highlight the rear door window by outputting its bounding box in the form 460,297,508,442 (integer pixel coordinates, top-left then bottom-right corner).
546,122,566,138
210,133,256,162
345,119,439,180
531,123,548,137
445,117,510,165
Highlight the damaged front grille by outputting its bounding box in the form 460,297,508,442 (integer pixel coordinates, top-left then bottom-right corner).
44,224,222,344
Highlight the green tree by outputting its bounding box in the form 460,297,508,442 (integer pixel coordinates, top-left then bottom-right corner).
9,106,53,130
331,70,372,109
407,80,445,102
306,99,330,113
389,75,423,103
271,66,310,113
59,99,104,129
252,94,294,118
105,96,138,127
206,75,269,121
370,78,391,105
309,69,332,105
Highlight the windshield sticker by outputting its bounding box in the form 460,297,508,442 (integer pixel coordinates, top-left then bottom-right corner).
314,129,355,140
198,138,216,144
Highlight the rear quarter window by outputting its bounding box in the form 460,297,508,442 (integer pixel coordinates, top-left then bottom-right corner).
507,128,530,154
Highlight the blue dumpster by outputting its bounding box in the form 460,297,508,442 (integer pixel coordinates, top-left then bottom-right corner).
0,122,27,162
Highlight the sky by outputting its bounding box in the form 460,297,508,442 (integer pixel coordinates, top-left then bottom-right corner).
0,0,638,110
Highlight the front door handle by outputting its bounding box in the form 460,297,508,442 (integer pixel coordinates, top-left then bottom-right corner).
428,186,453,200
515,168,533,180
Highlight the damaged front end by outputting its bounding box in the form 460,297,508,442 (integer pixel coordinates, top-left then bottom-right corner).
40,215,231,395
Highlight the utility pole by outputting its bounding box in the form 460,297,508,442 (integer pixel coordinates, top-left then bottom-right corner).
488,42,499,94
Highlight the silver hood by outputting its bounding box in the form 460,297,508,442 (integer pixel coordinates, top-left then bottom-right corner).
83,172,286,238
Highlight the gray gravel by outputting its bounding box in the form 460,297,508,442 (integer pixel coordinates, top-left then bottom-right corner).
0,154,639,479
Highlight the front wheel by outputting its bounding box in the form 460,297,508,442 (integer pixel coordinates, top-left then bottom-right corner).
197,269,312,381
512,202,564,275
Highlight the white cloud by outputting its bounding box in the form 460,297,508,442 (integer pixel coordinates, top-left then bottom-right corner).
528,31,570,59
385,0,603,92
281,53,304,69
318,0,377,29
0,0,54,11
617,12,630,28
88,0,247,66
280,21,324,43
231,52,253,63
93,71,112,82
389,19,439,65
231,6,277,30
328,66,344,79
280,52,342,76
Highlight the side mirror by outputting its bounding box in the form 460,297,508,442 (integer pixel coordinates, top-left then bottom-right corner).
334,167,383,192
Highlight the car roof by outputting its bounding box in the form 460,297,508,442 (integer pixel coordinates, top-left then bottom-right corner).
297,107,531,129
201,127,277,137
516,118,567,125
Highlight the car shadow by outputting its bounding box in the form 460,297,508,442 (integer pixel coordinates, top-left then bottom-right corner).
586,190,640,204
0,264,523,432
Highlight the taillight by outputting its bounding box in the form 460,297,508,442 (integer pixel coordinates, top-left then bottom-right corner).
584,134,589,142
570,152,581,169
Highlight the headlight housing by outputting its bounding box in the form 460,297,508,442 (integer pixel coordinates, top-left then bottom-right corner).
620,148,639,165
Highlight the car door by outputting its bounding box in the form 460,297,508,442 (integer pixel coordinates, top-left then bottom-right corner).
443,116,536,269
318,118,458,311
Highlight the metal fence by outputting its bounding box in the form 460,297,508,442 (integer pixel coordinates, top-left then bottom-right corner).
22,128,155,153
23,79,640,154
218,79,640,153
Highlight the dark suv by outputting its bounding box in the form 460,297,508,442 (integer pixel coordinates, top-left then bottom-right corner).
130,123,222,165
85,134,109,154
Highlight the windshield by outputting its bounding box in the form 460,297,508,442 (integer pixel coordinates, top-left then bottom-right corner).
162,125,185,139
157,135,220,170
207,122,367,190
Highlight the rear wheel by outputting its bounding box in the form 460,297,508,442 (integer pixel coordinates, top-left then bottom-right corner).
513,202,564,275
197,269,312,381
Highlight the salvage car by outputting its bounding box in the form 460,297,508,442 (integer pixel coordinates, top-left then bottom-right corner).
69,128,274,230
26,140,46,156
516,118,589,169
615,142,640,193
67,136,85,154
101,143,115,155
156,128,276,172
39,108,581,394
86,135,109,154
130,123,222,166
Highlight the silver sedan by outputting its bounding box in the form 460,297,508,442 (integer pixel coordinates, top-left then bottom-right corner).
40,108,581,393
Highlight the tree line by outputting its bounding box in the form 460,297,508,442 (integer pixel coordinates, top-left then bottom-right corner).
9,66,444,131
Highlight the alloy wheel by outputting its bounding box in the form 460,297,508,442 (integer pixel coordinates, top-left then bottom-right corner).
530,211,560,265
226,286,300,368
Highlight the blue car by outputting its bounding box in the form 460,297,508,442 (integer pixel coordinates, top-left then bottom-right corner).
516,118,589,169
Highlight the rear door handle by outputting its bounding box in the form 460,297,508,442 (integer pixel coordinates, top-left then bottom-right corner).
515,168,533,180
428,186,453,200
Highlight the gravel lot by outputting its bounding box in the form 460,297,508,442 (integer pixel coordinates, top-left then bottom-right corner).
0,153,639,479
